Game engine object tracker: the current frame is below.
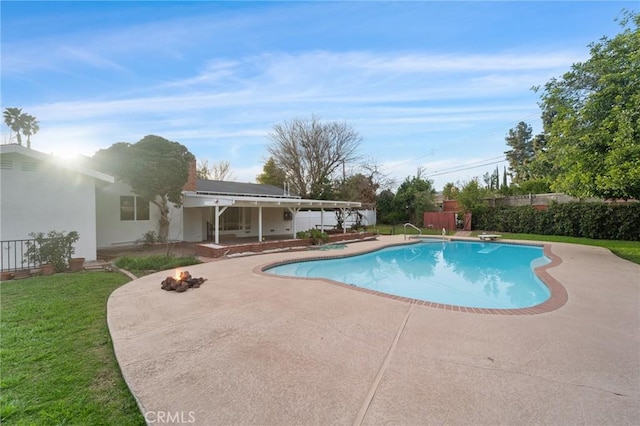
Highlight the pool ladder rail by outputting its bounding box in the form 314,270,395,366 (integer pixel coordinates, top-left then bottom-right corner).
403,223,422,240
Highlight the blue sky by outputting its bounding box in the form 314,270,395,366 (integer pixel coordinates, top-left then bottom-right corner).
1,1,635,192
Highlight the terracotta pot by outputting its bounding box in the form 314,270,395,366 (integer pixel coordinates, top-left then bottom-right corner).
1,271,14,281
40,264,56,276
68,257,85,272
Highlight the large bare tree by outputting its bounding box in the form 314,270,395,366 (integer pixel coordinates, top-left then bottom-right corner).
267,115,362,198
196,160,235,181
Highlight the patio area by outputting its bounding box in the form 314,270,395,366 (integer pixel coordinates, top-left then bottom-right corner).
97,232,378,261
107,235,639,425
96,235,304,261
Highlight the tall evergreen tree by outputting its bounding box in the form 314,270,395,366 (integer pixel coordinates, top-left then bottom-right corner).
502,166,508,189
504,121,534,183
256,157,287,188
536,10,640,199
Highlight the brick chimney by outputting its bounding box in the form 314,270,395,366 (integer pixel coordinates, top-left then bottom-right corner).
184,159,197,191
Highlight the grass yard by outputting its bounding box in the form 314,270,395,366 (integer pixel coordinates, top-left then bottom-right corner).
0,272,145,425
474,232,640,265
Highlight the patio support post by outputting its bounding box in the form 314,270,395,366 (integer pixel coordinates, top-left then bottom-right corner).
288,207,299,238
320,208,324,232
214,205,228,244
258,206,263,242
340,208,347,233
214,206,219,244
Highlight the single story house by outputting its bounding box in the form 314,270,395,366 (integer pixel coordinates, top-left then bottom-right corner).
0,144,362,269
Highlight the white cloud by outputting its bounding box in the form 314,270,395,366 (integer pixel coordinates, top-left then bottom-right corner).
26,48,566,125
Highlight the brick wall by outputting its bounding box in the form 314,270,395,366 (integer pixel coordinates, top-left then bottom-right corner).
183,160,197,191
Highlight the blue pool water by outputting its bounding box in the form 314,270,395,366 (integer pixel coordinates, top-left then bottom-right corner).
265,241,551,309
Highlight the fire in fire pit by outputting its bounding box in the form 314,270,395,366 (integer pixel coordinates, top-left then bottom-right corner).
161,270,207,293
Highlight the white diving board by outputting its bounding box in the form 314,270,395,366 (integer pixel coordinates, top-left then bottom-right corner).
479,234,501,241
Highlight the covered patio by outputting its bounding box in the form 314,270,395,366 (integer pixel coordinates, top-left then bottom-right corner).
183,190,362,244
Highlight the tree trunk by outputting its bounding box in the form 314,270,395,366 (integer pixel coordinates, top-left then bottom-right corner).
154,196,171,243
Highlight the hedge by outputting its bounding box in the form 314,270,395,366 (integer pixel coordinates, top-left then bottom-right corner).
472,202,640,241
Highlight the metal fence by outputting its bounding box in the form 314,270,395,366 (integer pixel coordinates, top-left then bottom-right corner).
1,239,36,272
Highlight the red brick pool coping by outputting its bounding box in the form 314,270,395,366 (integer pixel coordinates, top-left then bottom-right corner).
255,240,568,315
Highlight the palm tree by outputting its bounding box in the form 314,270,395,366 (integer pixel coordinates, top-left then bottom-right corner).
3,107,24,145
2,108,39,148
21,114,40,149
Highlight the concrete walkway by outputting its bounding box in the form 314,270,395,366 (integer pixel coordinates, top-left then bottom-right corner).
107,235,640,425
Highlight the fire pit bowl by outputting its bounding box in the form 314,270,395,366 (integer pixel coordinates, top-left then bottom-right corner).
161,270,207,293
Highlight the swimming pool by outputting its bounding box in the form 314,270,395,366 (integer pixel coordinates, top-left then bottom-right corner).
265,241,552,309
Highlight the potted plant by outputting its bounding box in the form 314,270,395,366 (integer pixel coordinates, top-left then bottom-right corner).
39,263,56,276
68,256,85,272
25,230,80,273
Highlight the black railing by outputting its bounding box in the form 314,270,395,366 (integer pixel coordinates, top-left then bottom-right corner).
1,239,36,272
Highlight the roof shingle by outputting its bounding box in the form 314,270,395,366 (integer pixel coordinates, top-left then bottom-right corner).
195,179,299,198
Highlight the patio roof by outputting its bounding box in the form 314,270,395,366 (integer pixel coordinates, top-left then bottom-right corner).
196,179,301,199
183,192,361,209
183,190,361,243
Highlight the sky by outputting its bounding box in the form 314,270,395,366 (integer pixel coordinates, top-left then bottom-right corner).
1,1,636,192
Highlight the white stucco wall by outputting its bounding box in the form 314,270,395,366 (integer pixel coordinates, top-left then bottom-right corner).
95,180,183,248
182,208,203,242
0,152,99,262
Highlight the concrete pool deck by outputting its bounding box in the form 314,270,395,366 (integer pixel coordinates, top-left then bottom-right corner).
107,235,640,425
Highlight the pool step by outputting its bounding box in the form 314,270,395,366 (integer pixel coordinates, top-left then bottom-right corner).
477,244,501,254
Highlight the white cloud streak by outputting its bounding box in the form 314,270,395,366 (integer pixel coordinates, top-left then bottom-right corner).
27,49,570,119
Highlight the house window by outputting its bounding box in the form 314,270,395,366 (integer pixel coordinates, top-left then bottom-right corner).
221,208,240,230
120,196,150,221
220,207,250,231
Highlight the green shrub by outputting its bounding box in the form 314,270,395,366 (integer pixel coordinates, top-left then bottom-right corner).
381,212,407,225
25,230,80,272
140,230,158,246
296,229,329,244
114,255,201,274
296,230,311,239
309,228,329,243
473,202,640,241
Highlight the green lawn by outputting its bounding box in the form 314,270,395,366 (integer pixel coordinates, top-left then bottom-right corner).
1,272,145,425
472,232,640,265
